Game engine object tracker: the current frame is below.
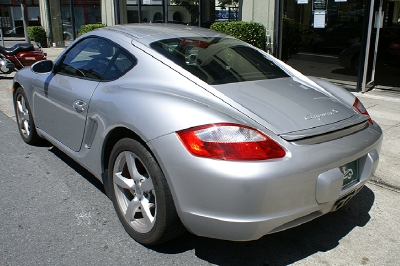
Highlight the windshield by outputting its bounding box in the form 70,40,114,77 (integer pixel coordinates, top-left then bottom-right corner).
150,37,289,85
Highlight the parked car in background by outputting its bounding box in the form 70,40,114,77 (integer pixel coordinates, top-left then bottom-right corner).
338,42,361,72
12,24,382,245
383,41,400,68
5,26,23,35
63,23,74,40
310,23,362,54
339,37,400,72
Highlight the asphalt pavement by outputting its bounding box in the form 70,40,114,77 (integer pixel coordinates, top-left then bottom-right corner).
0,108,399,265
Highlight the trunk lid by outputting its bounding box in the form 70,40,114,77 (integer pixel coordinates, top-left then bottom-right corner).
213,77,357,135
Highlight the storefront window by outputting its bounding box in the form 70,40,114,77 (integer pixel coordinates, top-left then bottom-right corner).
283,0,400,90
0,1,40,38
49,0,100,46
170,0,199,24
143,0,163,22
127,0,237,27
283,0,364,55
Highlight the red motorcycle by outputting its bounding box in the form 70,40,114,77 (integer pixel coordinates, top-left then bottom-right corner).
0,43,47,74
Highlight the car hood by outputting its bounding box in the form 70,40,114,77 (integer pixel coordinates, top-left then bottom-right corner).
212,77,358,135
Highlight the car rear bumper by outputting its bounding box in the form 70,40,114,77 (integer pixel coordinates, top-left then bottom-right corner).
175,149,377,241
149,121,382,241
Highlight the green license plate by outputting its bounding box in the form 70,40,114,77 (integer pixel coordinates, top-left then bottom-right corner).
340,160,359,189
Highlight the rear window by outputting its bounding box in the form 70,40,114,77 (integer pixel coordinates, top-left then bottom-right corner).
150,37,289,85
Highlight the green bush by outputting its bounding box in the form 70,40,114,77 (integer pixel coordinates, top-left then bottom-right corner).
80,24,106,35
210,21,266,50
27,26,47,47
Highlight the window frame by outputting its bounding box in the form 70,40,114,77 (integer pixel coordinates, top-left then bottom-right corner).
56,36,137,82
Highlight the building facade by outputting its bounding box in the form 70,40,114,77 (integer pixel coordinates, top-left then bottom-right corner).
0,0,41,35
41,0,220,46
1,0,398,90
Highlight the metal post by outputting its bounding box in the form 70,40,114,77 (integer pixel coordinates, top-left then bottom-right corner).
0,18,4,47
138,0,142,22
163,0,168,23
114,0,120,25
70,0,76,40
273,0,282,59
19,0,31,43
45,0,53,46
198,0,201,27
360,0,375,92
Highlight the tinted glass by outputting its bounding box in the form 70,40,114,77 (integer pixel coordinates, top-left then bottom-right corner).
59,37,136,81
103,50,136,80
151,37,289,85
59,38,112,80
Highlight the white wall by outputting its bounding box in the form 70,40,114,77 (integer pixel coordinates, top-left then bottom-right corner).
240,0,275,52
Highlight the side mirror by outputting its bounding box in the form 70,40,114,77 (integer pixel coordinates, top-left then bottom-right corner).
31,60,54,73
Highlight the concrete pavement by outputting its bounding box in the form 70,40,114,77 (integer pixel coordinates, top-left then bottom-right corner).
43,47,64,61
0,47,399,191
354,89,400,191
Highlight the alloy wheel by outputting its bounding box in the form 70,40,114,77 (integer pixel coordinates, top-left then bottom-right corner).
113,151,156,233
16,93,31,138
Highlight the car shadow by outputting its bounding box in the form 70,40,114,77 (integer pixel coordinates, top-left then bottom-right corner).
331,68,357,76
47,145,375,265
0,76,14,80
152,186,375,266
49,146,106,195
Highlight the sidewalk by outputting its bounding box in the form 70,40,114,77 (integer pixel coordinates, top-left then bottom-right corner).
353,90,400,191
43,47,65,61
1,47,399,191
287,56,400,190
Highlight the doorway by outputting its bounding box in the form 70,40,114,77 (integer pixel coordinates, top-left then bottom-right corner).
281,0,399,91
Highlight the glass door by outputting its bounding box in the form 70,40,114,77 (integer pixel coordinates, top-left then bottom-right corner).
360,0,384,92
280,0,395,92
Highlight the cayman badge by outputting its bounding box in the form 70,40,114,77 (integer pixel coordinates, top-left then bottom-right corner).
305,109,339,120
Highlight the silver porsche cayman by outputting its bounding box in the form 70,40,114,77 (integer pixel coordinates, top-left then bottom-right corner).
12,24,382,245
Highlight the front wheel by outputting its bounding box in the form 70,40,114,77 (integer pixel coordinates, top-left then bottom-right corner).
14,87,41,144
107,138,184,245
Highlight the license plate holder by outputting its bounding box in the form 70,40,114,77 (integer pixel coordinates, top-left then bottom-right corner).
340,160,359,189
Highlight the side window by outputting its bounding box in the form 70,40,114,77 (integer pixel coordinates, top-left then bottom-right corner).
59,37,136,81
59,38,116,80
103,49,136,81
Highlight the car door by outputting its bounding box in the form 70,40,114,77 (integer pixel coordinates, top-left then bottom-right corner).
34,37,118,152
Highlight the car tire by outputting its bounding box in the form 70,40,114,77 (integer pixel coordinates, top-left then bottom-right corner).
14,87,41,144
107,138,185,245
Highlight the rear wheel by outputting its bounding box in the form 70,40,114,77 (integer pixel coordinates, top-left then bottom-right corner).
107,138,184,245
14,87,41,144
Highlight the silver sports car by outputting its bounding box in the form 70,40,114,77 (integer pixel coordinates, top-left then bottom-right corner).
12,24,382,245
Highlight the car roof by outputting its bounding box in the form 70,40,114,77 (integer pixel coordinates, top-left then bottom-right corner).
97,23,231,46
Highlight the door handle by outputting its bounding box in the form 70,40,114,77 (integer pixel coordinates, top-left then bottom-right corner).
73,100,86,113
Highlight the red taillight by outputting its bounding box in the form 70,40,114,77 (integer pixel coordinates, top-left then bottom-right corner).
353,98,373,124
176,123,286,161
389,44,400,50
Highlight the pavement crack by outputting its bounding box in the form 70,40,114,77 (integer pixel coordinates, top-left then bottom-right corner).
368,179,400,193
